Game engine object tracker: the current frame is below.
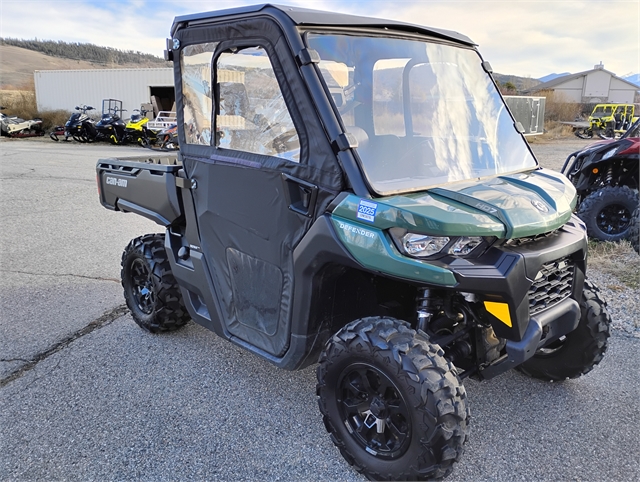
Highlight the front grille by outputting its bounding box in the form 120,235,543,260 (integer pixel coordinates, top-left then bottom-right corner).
528,257,575,316
505,230,559,247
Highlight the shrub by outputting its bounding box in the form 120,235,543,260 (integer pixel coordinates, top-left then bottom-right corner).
1,89,71,130
537,90,582,122
38,109,73,130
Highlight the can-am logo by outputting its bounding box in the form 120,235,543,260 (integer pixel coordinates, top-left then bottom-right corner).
105,176,127,188
531,199,549,213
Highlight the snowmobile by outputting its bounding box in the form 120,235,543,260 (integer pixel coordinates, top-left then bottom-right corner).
0,107,45,138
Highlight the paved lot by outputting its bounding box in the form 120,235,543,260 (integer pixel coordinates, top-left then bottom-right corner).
1,137,639,481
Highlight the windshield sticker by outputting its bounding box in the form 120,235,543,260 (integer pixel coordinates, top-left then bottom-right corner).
357,200,378,222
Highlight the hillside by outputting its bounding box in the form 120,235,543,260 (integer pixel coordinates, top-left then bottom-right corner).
1,40,543,94
493,73,541,92
0,44,168,89
0,38,166,65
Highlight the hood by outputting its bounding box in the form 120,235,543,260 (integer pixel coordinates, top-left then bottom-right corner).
332,168,576,239
580,138,616,152
579,137,640,160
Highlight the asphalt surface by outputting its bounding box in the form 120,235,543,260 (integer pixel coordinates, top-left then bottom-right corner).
1,136,639,481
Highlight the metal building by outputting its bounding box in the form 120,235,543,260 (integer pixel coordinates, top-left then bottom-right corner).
34,68,174,116
527,63,639,104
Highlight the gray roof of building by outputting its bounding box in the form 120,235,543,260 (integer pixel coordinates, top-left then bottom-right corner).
528,68,640,93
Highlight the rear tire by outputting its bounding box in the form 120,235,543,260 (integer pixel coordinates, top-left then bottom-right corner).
317,317,469,480
517,280,610,381
577,186,638,241
121,233,190,333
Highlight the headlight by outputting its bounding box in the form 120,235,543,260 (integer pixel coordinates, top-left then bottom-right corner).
401,233,449,257
448,236,483,255
390,228,486,259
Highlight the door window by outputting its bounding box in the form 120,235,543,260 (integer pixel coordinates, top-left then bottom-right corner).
181,42,218,145
216,46,300,162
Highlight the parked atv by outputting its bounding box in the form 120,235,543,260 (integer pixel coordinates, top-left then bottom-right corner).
0,107,45,137
563,118,640,241
96,5,612,480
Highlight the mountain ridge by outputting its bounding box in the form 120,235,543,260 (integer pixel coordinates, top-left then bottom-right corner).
0,41,167,88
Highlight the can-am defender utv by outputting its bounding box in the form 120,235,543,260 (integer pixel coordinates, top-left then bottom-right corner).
96,5,611,480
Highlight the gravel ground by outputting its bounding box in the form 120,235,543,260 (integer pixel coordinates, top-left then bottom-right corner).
1,136,638,481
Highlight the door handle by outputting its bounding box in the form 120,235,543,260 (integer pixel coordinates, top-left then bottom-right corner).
281,173,318,217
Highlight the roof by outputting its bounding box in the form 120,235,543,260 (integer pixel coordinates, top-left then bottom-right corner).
171,3,475,46
529,67,640,93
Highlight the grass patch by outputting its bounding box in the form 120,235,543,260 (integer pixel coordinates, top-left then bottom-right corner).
587,239,640,289
1,89,71,130
526,121,575,143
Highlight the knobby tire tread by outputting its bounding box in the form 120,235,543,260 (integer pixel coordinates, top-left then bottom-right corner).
121,233,190,333
629,207,639,254
317,317,470,481
517,280,611,381
577,186,639,241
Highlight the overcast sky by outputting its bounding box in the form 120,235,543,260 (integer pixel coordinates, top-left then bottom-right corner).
1,0,638,79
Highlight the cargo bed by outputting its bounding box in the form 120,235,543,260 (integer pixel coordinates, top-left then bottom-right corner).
96,154,185,226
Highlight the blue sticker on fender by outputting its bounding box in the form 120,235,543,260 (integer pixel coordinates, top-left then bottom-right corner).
357,199,378,223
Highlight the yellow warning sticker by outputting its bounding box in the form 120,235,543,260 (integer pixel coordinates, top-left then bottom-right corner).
484,301,512,328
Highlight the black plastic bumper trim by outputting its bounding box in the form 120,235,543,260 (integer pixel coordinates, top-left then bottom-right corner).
478,297,581,380
117,199,171,226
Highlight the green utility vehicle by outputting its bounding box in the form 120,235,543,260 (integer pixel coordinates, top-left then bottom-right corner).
97,5,611,480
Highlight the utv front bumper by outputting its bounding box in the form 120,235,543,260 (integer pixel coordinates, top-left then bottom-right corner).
479,297,580,379
331,215,588,378
439,218,587,378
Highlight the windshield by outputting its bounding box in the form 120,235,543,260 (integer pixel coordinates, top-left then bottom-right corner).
306,33,537,194
591,105,613,118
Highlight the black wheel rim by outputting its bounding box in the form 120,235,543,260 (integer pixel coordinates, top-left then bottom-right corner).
130,259,155,314
337,363,411,459
597,203,632,235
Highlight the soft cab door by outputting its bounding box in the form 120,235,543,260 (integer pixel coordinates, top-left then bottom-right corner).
174,18,342,357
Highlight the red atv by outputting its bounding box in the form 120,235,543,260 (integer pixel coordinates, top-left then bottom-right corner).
563,119,640,241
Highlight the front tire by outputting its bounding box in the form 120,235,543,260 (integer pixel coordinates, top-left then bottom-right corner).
121,233,190,333
574,127,593,139
317,317,469,481
517,280,611,381
577,186,638,241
